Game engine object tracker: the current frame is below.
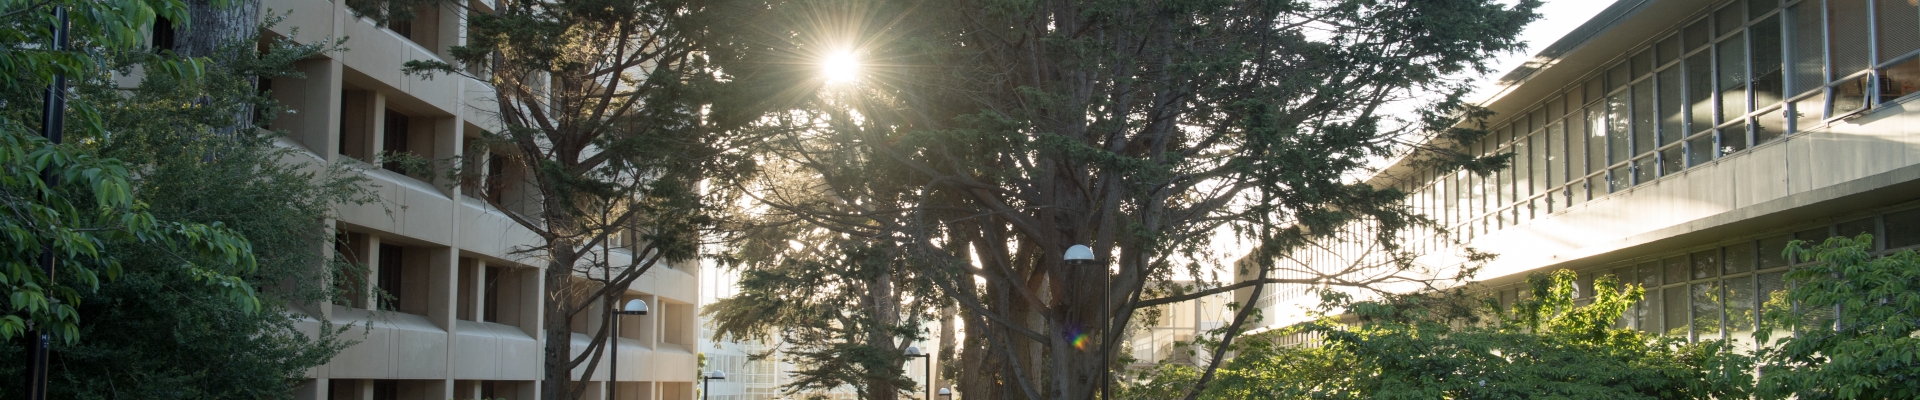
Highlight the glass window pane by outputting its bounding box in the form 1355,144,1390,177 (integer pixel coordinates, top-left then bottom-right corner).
1688,134,1716,166
1726,275,1756,336
1532,109,1547,132
1641,283,1664,333
1568,107,1587,177
1686,18,1713,51
1586,77,1606,104
1634,156,1657,185
1688,53,1716,131
1637,261,1662,288
1514,134,1530,198
1610,64,1632,92
1692,249,1721,279
1587,104,1607,174
1834,75,1870,115
1829,0,1872,80
1876,0,1920,63
1752,15,1785,108
1658,35,1683,66
1748,0,1776,19
1724,242,1756,274
1878,57,1920,103
1570,178,1589,205
1608,93,1630,164
1788,2,1825,94
1721,121,1749,156
1633,50,1655,78
1755,107,1785,144
1532,131,1548,194
1661,145,1684,176
1633,80,1656,155
1720,32,1750,121
1792,92,1825,132
1548,95,1565,119
1608,164,1631,193
1759,271,1788,334
1665,255,1690,284
1659,68,1686,145
1757,234,1792,270
1548,121,1567,188
1717,2,1745,36
1692,282,1724,339
1885,208,1920,250
1837,217,1874,240
1665,286,1690,337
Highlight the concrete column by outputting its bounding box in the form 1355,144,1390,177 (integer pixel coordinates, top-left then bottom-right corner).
361,235,382,309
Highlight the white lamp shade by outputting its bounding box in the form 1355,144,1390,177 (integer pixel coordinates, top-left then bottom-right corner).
939,388,952,395
1064,244,1095,262
904,346,924,357
620,299,648,315
707,370,727,379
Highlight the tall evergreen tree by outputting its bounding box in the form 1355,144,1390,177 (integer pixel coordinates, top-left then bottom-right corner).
705,0,1538,398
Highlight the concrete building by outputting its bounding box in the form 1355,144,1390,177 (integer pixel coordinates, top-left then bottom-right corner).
194,0,705,397
1248,0,1920,345
1125,282,1231,369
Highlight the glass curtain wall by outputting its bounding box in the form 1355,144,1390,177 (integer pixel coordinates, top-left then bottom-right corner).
1408,0,1920,246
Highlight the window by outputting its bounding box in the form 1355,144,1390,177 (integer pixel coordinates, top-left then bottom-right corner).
339,89,375,162
1686,134,1715,167
1828,0,1871,80
383,110,411,173
1719,32,1749,122
1719,121,1748,156
1877,57,1920,103
1791,93,1824,131
1752,15,1785,107
1632,80,1655,156
1691,249,1720,280
1658,68,1685,144
1875,0,1920,64
1755,107,1786,144
1607,93,1630,164
1586,104,1607,175
1687,53,1715,132
1788,2,1825,95
151,16,175,52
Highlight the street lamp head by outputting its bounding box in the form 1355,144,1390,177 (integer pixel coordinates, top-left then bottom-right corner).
904,346,924,357
706,370,727,380
618,299,649,315
939,388,951,395
1064,244,1094,263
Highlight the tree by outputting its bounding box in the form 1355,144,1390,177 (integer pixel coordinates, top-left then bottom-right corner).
392,0,745,397
704,0,1538,397
1132,270,1754,399
1756,234,1920,399
1,3,371,397
704,222,934,399
0,0,260,348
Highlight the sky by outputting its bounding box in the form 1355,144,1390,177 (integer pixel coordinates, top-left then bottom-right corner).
1469,0,1619,100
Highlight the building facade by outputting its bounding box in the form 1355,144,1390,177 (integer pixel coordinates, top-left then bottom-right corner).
206,0,705,398
1250,0,1920,345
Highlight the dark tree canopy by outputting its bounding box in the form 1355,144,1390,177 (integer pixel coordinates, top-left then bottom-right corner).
705,0,1539,398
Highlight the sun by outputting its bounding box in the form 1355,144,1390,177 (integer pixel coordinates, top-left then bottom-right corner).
821,50,862,84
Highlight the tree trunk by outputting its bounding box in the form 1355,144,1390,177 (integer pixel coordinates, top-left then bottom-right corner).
543,249,580,400
936,305,955,397
174,0,262,140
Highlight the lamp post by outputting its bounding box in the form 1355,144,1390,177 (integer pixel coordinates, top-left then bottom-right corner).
905,346,931,400
610,299,647,400
701,370,727,400
1064,244,1108,400
27,7,69,400
938,387,952,399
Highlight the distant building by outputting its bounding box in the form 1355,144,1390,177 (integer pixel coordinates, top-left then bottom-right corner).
1126,282,1232,368
1244,0,1920,345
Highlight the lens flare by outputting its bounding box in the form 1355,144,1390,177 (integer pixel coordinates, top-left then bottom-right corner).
1071,333,1091,350
822,51,861,84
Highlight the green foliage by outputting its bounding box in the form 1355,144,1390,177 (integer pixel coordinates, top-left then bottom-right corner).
1130,270,1754,399
704,232,930,398
1,3,368,398
0,0,260,345
1756,234,1920,399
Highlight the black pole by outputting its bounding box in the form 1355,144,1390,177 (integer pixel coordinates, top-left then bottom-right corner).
1101,262,1111,400
701,377,709,400
924,354,932,400
27,7,70,400
610,309,618,400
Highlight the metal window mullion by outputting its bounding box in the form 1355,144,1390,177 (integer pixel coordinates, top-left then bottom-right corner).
1821,0,1834,118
